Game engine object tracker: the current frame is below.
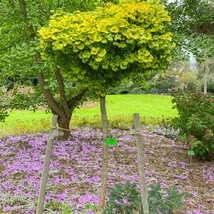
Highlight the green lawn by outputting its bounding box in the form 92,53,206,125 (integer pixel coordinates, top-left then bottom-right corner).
74,94,177,118
0,94,177,135
1,94,177,124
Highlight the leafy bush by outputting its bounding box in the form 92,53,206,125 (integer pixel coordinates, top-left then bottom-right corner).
0,110,8,123
129,87,144,94
171,90,214,160
0,88,9,122
104,180,186,214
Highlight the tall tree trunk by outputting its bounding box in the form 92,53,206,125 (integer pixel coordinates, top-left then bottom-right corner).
58,114,71,141
98,96,109,210
204,79,208,95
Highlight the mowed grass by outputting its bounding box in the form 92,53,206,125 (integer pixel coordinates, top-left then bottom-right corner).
0,94,177,135
74,94,177,118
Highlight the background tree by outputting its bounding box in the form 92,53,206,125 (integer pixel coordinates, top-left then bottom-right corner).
108,0,214,96
154,0,214,95
38,0,174,209
198,57,214,94
0,0,101,139
162,0,214,60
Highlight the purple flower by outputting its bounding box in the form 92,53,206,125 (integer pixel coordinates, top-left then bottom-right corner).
115,199,121,204
122,198,129,205
3,205,11,212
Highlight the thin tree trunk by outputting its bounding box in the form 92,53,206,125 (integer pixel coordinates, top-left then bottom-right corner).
98,96,109,210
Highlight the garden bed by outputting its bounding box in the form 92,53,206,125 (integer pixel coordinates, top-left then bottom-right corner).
0,128,213,213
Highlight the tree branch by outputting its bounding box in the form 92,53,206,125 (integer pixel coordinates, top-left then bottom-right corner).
17,0,63,117
55,67,70,117
18,0,35,37
35,53,62,117
67,89,88,108
37,72,63,117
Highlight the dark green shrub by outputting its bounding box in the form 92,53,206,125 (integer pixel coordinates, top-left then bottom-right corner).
119,89,130,94
104,181,186,214
129,87,144,94
0,109,8,122
171,90,214,161
187,82,198,90
0,89,9,122
207,82,214,94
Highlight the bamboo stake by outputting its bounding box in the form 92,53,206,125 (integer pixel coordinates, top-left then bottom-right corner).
36,115,58,214
98,96,109,210
133,113,149,214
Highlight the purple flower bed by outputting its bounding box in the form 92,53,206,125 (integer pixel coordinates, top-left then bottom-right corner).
0,128,213,213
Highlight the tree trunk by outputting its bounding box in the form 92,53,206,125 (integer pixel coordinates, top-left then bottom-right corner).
58,115,71,141
204,71,208,95
98,96,109,210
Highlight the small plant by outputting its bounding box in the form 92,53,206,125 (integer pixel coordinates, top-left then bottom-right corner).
148,183,186,213
104,180,142,214
44,200,73,213
104,181,186,214
149,125,179,139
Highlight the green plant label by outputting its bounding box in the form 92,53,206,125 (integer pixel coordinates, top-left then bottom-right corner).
106,138,116,146
187,150,195,156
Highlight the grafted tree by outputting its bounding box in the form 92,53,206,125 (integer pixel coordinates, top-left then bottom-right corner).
38,0,174,209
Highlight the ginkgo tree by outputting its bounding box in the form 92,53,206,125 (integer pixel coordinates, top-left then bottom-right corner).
38,0,174,209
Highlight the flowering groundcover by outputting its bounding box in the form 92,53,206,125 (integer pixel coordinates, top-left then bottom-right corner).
0,128,213,213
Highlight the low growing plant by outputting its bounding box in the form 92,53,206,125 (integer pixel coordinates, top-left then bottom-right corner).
44,200,73,213
149,125,179,139
104,181,142,214
0,114,175,137
104,180,186,214
71,115,174,130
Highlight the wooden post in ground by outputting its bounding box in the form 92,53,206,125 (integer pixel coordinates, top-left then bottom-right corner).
133,113,149,214
36,115,58,214
98,96,109,210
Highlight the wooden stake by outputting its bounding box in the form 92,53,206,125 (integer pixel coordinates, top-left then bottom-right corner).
36,115,58,214
98,96,109,210
134,113,149,214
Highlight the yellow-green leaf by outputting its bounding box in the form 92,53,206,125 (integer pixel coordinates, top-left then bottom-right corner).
91,47,100,55
77,43,84,50
98,49,107,57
